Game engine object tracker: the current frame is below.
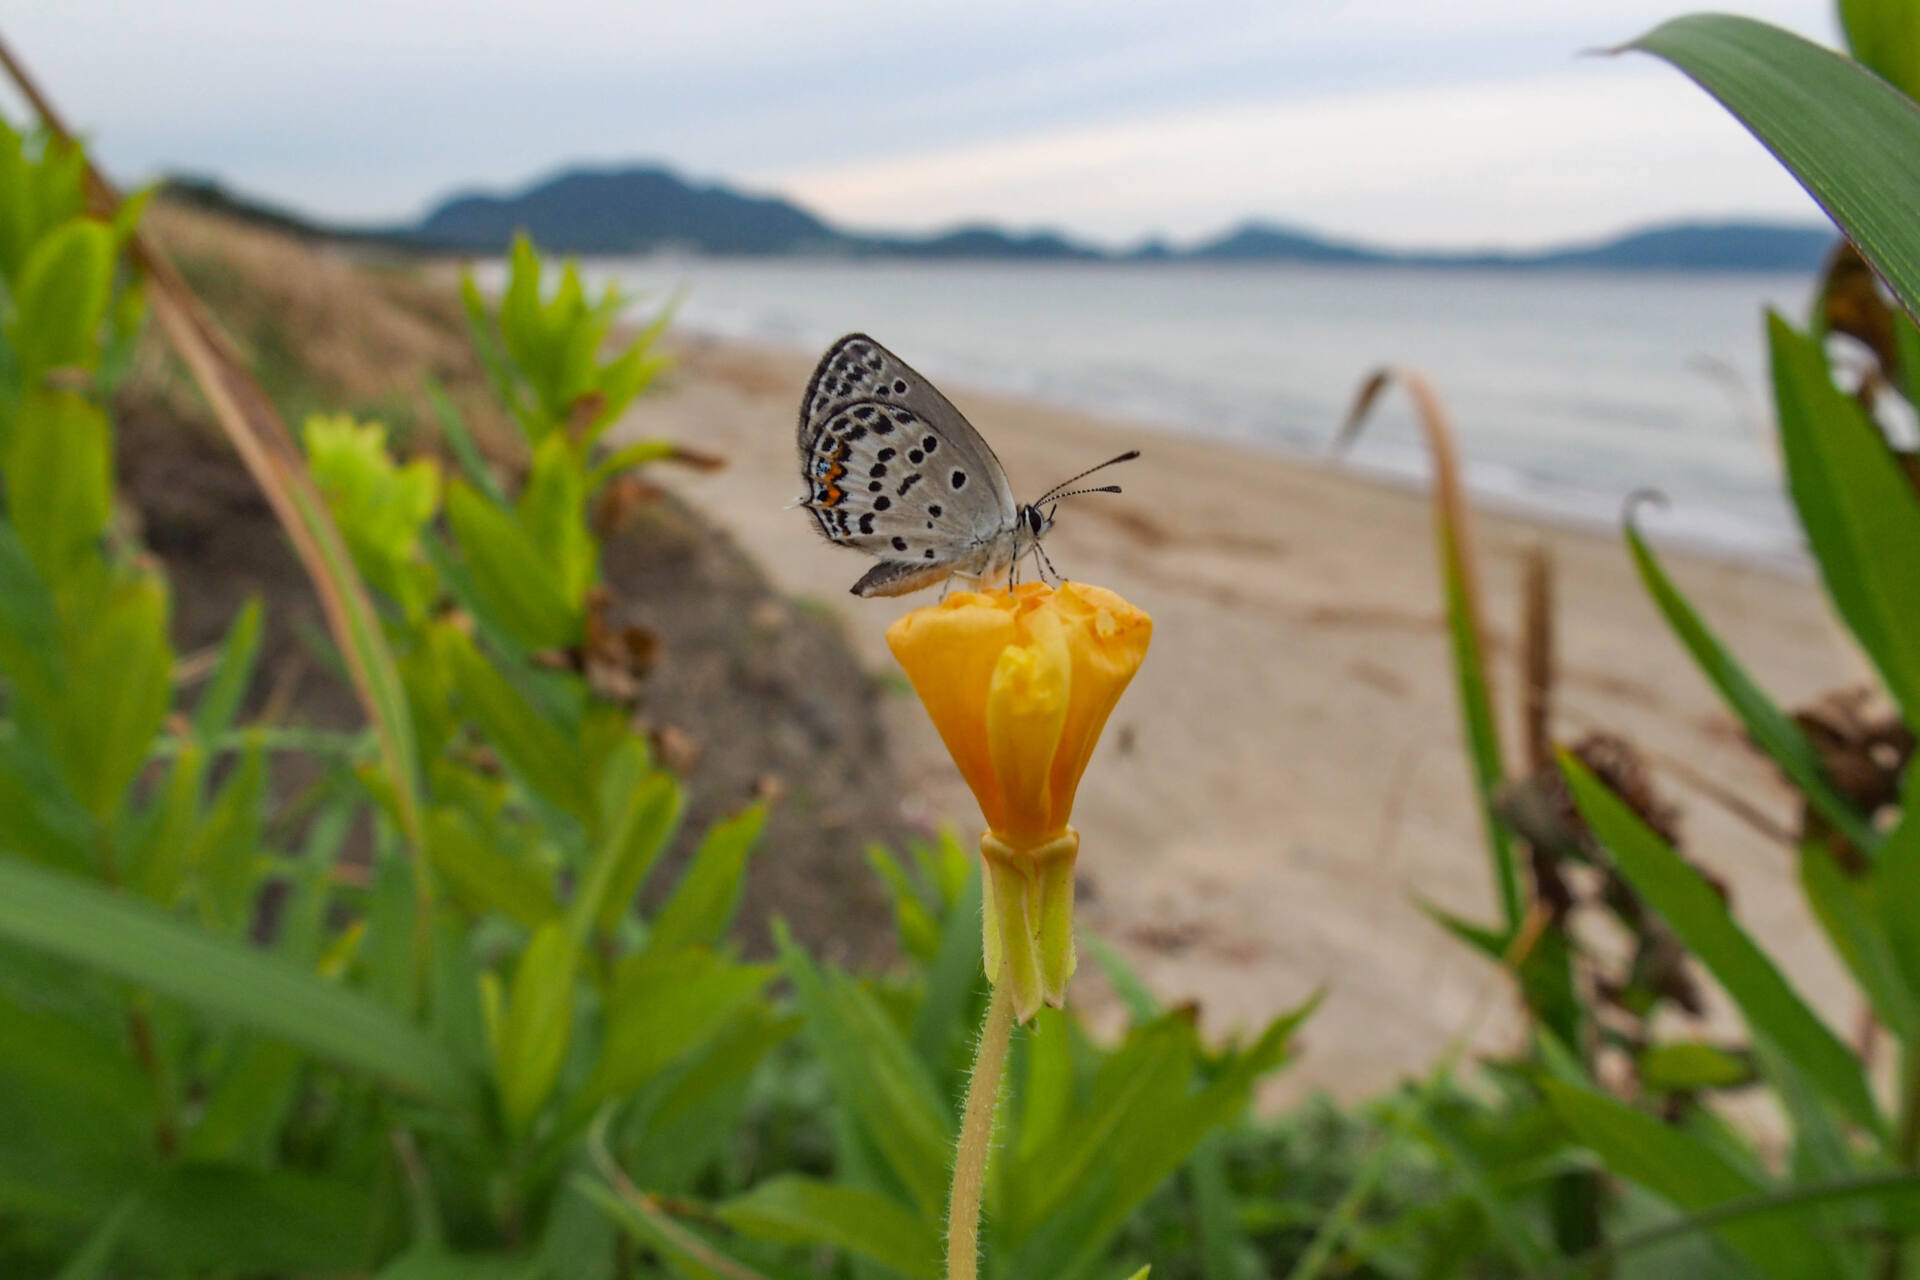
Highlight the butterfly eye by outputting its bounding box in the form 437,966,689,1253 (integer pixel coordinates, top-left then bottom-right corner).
1026,507,1044,534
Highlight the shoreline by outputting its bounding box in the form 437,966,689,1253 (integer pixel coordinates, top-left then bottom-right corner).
656,319,1810,577
627,329,1866,1104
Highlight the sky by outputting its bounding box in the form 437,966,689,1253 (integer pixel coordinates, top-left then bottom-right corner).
2,0,1840,252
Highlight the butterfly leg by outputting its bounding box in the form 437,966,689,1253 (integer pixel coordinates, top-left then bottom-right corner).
1033,539,1061,588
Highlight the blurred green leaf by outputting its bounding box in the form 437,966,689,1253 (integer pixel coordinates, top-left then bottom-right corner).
63,572,173,819
10,216,112,381
518,433,594,609
776,921,953,1218
0,518,65,720
1872,804,1920,1025
7,390,111,590
718,1176,940,1279
1083,929,1161,1023
496,918,579,1136
425,374,510,505
444,480,581,652
186,736,267,928
585,771,681,938
375,1246,546,1279
440,625,595,823
122,1164,377,1275
1626,506,1879,851
427,805,561,930
1188,1133,1247,1280
1839,0,1920,109
575,947,773,1111
1800,841,1917,1035
573,1173,779,1280
1639,1042,1754,1094
1543,1080,1839,1280
1562,754,1882,1136
52,1193,140,1280
0,857,480,1110
1626,15,1920,323
647,804,766,956
1768,312,1920,721
191,595,263,743
305,414,442,623
184,1039,304,1163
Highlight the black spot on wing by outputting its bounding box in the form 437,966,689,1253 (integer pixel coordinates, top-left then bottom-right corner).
950,470,968,490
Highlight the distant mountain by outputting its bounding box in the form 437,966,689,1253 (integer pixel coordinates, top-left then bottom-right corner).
414,166,843,255
1183,222,1381,264
1184,218,1833,272
165,162,1836,272
1524,222,1833,272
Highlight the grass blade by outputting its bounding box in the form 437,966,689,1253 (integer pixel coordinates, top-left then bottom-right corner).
1562,753,1882,1136
1768,312,1920,722
1624,496,1879,852
1623,13,1920,324
0,856,479,1111
1338,368,1520,931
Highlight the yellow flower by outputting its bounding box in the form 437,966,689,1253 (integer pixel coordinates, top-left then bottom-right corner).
887,581,1151,1022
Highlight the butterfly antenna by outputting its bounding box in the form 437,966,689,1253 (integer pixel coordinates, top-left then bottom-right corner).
1036,450,1140,504
1046,484,1124,503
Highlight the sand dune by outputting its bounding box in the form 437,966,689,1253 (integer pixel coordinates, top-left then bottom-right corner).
632,332,1870,1103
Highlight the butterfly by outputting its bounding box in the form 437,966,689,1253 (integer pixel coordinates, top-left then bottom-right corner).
797,333,1138,597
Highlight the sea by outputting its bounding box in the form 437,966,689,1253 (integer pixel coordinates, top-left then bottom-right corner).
576,256,1828,565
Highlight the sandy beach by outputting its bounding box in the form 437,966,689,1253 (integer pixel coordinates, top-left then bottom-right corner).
632,332,1871,1104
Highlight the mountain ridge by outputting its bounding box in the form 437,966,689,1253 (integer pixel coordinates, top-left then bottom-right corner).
167,164,1836,272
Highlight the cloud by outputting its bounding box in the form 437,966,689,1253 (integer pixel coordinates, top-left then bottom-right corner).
1,0,1834,242
760,61,1823,248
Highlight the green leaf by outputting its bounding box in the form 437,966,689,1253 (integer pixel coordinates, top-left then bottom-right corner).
1801,841,1917,1035
1639,1042,1754,1093
427,805,561,929
573,948,773,1112
0,856,480,1110
572,1174,780,1280
1625,15,1920,324
7,390,112,590
425,374,509,505
10,216,113,381
646,804,766,955
444,480,580,652
1625,507,1878,851
717,1176,941,1280
775,921,954,1218
53,1193,140,1280
63,572,174,819
1768,313,1920,721
585,772,681,938
1082,929,1161,1023
1543,1080,1837,1280
1188,1133,1246,1280
186,736,268,928
124,1164,377,1275
191,595,263,742
1873,806,1920,1027
0,518,65,720
439,625,595,823
517,433,594,608
1562,754,1882,1136
495,919,579,1136
375,1247,546,1280
1840,0,1920,99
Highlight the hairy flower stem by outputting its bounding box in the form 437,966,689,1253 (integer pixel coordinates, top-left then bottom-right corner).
946,977,1015,1280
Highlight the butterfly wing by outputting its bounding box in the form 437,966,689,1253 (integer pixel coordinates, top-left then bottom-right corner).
798,335,1019,576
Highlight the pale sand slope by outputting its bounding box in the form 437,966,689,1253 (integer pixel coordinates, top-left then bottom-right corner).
625,334,1871,1105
